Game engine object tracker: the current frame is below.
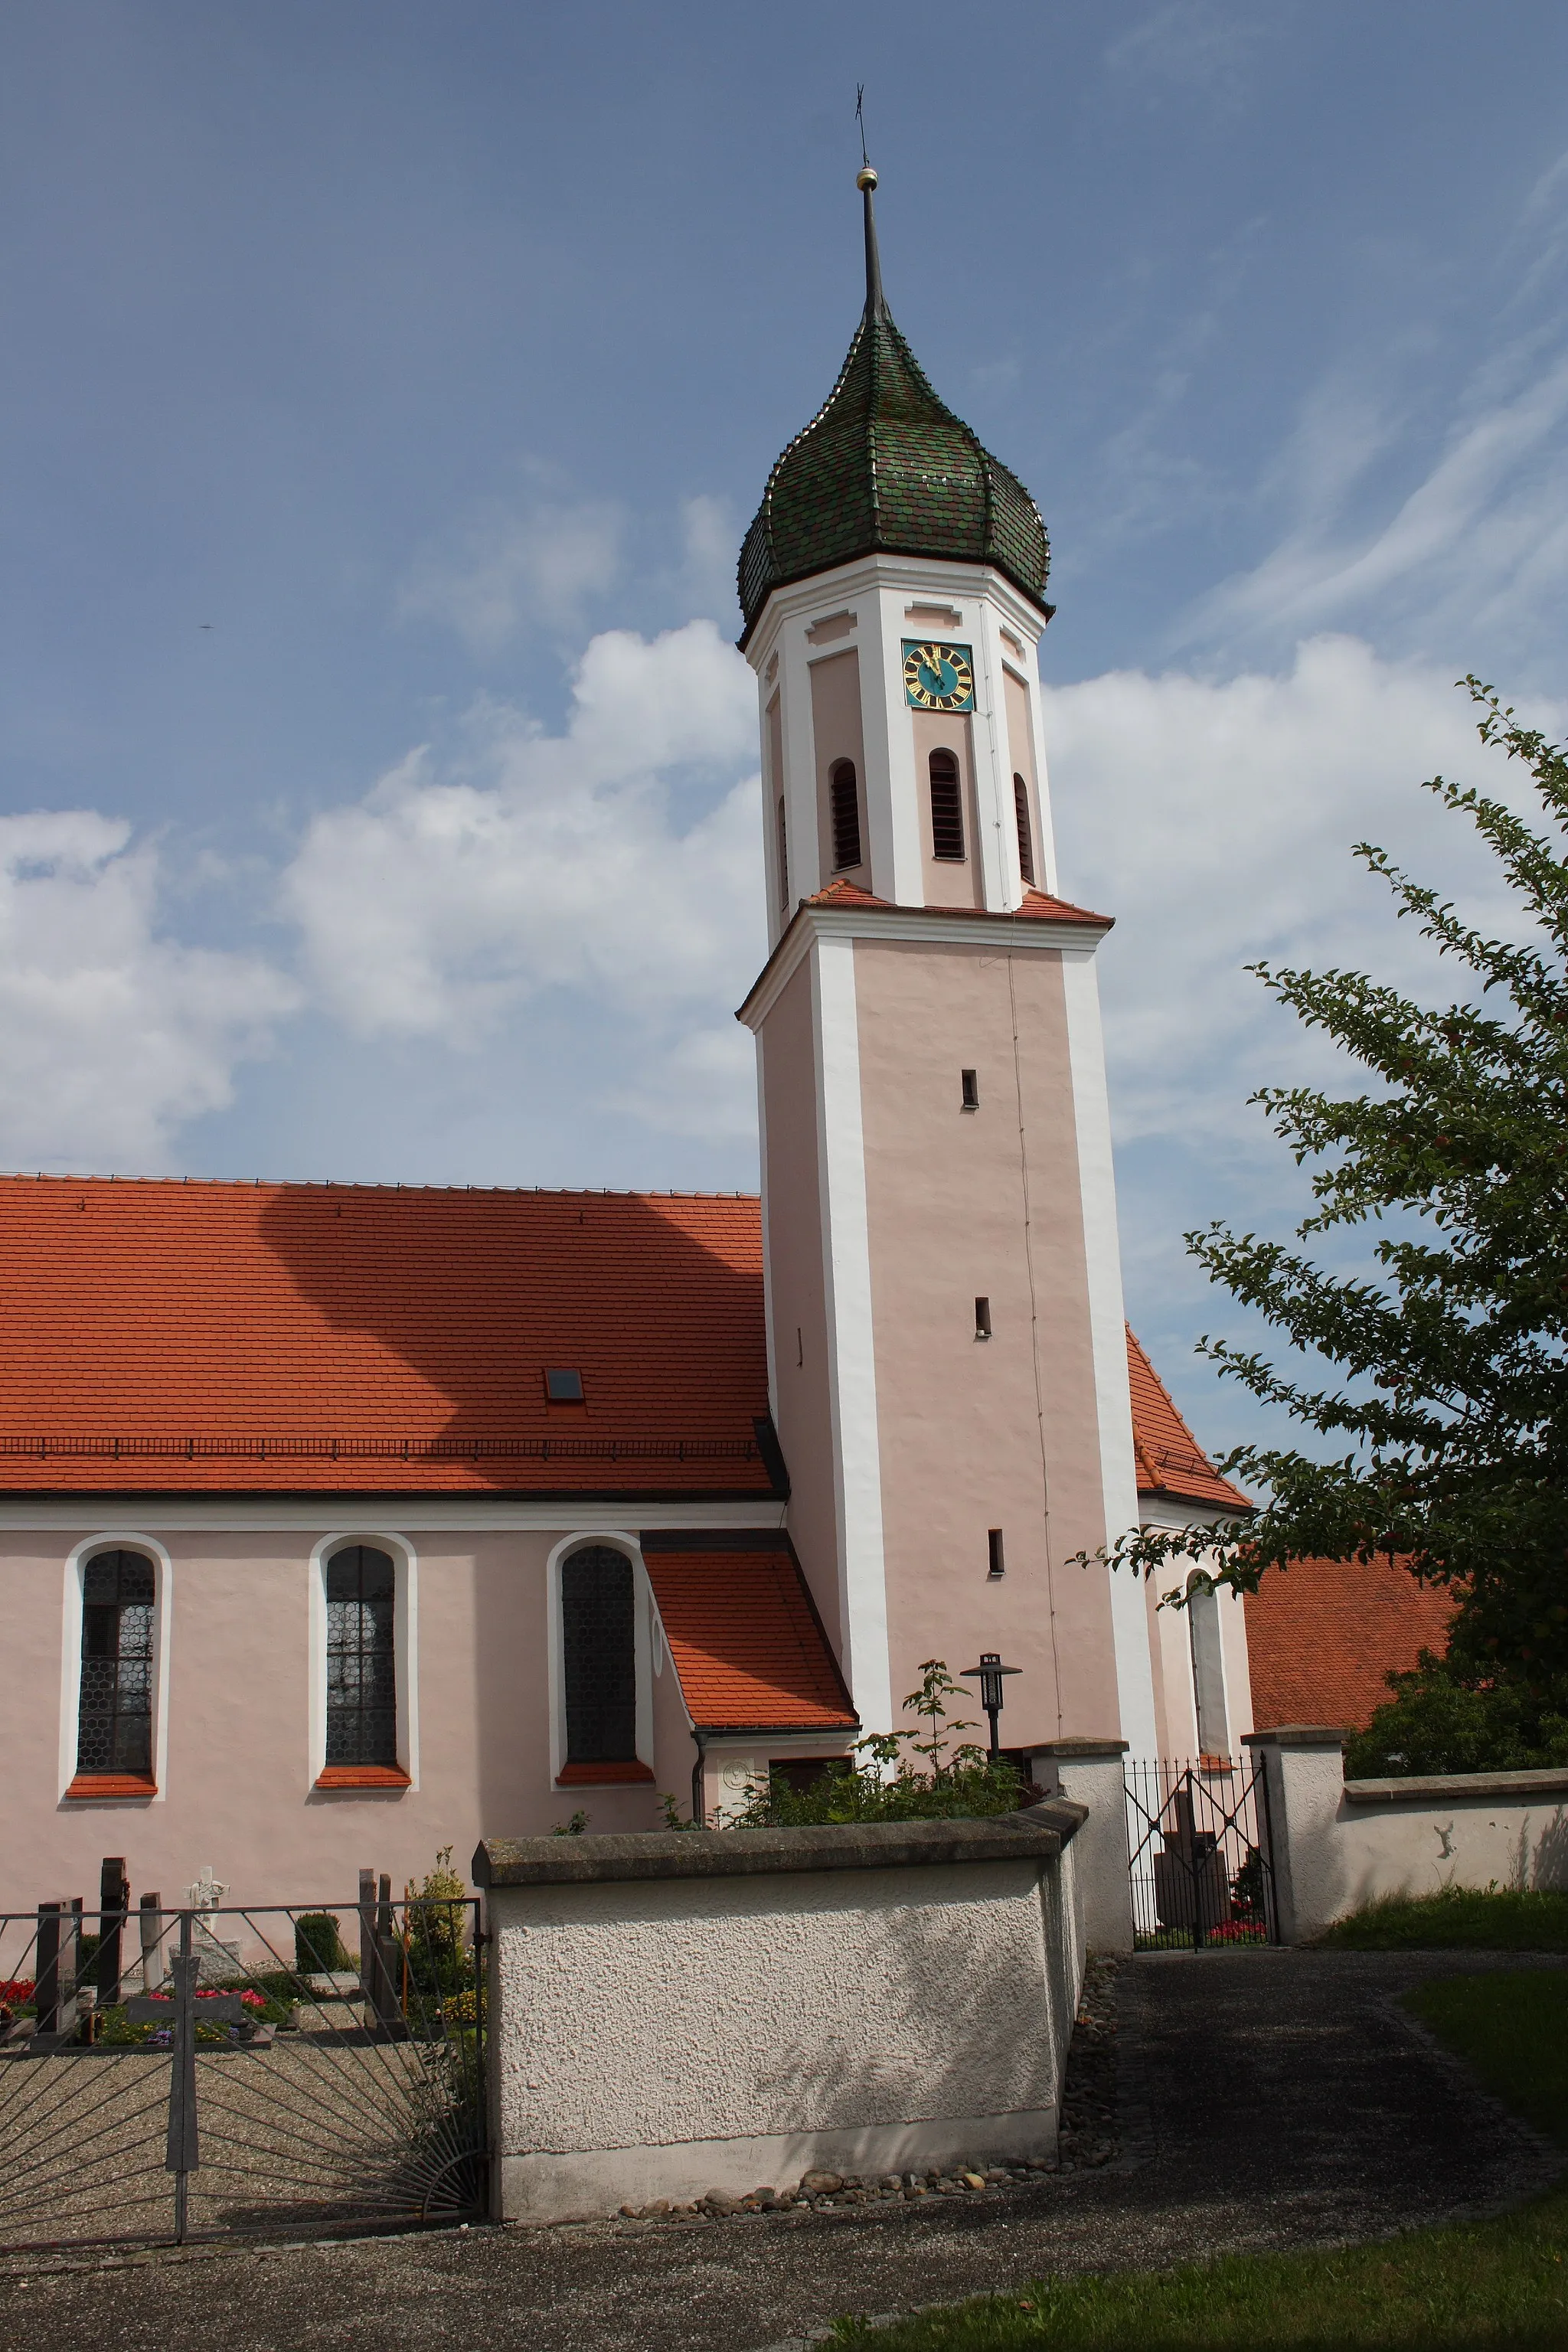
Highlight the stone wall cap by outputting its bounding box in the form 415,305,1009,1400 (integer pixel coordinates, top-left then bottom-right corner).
1343,1766,1568,1805
1242,1726,1350,1749
473,1799,1086,1889
1033,1738,1129,1759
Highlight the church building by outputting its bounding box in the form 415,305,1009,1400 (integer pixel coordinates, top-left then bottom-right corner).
0,172,1395,1915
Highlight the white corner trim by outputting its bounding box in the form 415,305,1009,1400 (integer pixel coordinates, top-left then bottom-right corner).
307,1531,420,1793
58,1532,174,1802
812,935,892,1735
545,1530,658,1787
1057,951,1158,1768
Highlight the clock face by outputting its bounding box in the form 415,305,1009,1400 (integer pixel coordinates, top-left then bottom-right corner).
902,639,975,713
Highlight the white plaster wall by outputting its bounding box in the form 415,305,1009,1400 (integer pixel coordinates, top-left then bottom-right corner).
1258,1745,1568,1941
489,1846,1082,2222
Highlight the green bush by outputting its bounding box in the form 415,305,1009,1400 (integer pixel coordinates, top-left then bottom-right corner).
293,1912,348,1975
728,1661,1032,1827
1344,1651,1568,1778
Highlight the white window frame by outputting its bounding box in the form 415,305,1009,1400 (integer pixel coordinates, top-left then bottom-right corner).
58,1534,174,1802
546,1530,655,1788
308,1533,420,1792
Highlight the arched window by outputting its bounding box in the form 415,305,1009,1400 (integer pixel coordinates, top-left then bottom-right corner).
1014,774,1035,887
325,1545,398,1767
1187,1572,1230,1759
561,1544,638,1765
776,796,789,910
829,760,863,871
929,750,965,861
77,1550,155,1776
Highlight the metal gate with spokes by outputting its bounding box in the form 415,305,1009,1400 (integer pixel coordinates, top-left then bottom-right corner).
0,1890,486,2254
1125,1758,1279,1950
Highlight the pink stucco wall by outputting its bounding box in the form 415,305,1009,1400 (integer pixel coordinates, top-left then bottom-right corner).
1002,669,1041,882
912,711,982,909
852,937,1122,1749
809,648,868,887
756,956,843,1652
0,1527,675,1914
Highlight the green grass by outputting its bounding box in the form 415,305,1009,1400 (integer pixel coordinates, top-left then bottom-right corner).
1317,1887,1568,1951
1405,1973,1568,2149
824,1968,1568,2350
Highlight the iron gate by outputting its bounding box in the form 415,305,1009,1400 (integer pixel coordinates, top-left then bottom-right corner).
0,1888,486,2253
1125,1758,1279,1950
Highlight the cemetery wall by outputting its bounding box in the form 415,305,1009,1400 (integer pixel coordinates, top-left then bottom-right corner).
475,1802,1087,2225
1246,1727,1568,1942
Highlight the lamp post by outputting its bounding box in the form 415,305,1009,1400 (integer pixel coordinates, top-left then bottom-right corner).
959,1651,1021,1760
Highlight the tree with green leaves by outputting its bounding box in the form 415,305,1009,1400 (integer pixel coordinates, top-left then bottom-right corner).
1090,679,1568,1749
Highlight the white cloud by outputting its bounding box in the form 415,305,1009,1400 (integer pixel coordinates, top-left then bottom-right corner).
281,619,765,1134
1046,634,1564,1153
0,812,299,1171
397,495,625,653
1187,354,1568,656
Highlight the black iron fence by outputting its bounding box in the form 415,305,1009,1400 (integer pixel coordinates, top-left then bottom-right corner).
1124,1758,1278,1951
0,1886,485,2254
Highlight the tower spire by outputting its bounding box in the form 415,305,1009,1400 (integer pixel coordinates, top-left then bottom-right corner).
857,161,884,318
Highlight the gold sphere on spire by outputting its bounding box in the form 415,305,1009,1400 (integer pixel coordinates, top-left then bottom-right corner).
856,165,877,191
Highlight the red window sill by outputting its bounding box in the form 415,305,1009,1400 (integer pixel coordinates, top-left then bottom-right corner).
556,1760,655,1786
314,1765,412,1791
64,1774,157,1801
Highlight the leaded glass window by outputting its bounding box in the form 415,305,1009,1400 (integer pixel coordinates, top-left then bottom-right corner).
325,1546,398,1767
561,1545,638,1764
77,1550,155,1775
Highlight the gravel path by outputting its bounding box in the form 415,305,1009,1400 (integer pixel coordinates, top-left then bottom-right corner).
0,1949,1560,2352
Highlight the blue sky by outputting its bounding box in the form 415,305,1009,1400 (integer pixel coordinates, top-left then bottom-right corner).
4,1,1568,1455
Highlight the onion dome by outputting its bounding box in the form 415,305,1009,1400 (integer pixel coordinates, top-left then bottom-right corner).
737,167,1053,648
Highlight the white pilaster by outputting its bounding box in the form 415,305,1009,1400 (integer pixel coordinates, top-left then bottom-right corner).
812,934,893,1734
1059,947,1158,1767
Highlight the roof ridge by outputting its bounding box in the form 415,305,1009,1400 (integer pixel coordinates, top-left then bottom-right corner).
0,1171,764,1202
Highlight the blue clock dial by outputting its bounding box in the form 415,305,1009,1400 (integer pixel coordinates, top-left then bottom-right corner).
902,639,975,713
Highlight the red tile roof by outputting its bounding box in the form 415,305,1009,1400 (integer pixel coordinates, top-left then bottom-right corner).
0,1176,1230,1520
641,1539,858,1732
0,1175,773,1494
1126,1327,1250,1511
1245,1557,1454,1732
802,880,1112,926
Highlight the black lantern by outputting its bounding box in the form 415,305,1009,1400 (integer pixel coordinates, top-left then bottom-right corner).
959,1651,1021,1759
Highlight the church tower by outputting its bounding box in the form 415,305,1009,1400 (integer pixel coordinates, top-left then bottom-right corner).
737,167,1156,1761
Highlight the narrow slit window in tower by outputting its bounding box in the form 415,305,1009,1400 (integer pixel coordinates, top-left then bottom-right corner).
987,1529,1006,1579
975,1295,991,1339
929,750,965,861
777,797,789,910
1014,774,1035,887
829,760,863,871
960,1068,979,1110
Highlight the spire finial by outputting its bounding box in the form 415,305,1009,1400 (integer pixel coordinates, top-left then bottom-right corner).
854,89,884,316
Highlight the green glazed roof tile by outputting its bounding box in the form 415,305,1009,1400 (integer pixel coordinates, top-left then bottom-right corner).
738,189,1051,645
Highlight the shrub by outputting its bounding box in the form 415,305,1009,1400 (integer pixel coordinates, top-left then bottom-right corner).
728,1661,1031,1827
1344,1651,1568,1778
294,1912,348,1975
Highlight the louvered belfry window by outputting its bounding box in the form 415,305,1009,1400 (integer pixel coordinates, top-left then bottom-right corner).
325,1546,398,1766
562,1544,638,1763
830,760,863,871
1014,774,1035,886
929,750,965,861
77,1550,155,1775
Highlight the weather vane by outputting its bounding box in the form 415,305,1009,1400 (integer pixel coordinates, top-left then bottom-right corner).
855,84,869,171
